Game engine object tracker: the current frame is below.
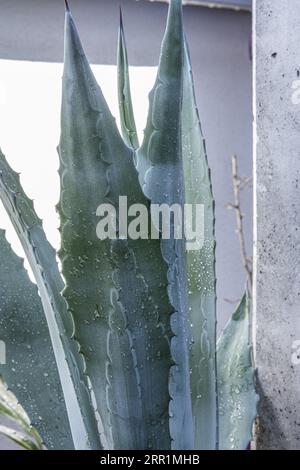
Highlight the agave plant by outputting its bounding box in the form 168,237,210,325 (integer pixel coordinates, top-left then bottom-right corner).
0,0,258,450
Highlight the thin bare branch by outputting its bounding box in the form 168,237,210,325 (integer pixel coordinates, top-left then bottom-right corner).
227,155,253,291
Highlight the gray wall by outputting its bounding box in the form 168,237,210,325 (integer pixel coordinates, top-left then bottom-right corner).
0,0,252,448
254,0,300,450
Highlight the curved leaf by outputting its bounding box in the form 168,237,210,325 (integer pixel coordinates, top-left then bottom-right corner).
117,8,139,149
0,229,73,449
217,292,258,450
58,7,174,450
136,0,194,449
0,426,42,451
182,41,217,449
0,150,100,449
0,376,43,450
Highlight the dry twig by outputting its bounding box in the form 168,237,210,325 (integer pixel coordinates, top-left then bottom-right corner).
226,155,253,291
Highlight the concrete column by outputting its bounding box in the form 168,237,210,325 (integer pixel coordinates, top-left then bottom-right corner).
254,0,300,449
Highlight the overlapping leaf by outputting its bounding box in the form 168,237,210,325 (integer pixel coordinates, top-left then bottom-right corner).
136,0,220,449
0,229,73,449
0,149,100,449
117,8,139,149
182,42,217,449
0,376,43,450
58,6,174,450
218,292,258,450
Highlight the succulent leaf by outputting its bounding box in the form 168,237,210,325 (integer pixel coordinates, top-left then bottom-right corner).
117,8,139,149
182,41,217,449
0,376,44,450
58,7,174,450
0,229,73,449
217,292,259,450
136,0,196,449
0,150,100,450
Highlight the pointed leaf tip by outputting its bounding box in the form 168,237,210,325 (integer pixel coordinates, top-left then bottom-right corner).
119,5,123,29
64,0,70,11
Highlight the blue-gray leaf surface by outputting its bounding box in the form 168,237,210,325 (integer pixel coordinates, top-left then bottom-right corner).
0,149,100,449
0,229,73,449
137,0,220,449
119,1,217,449
117,8,139,150
182,41,217,450
217,292,258,450
59,6,174,450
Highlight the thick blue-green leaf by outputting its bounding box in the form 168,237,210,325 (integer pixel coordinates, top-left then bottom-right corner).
59,7,174,450
136,0,194,449
117,8,139,149
0,376,43,450
0,149,100,449
217,292,258,450
182,42,217,449
0,229,73,449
